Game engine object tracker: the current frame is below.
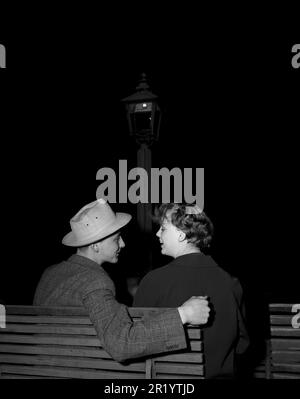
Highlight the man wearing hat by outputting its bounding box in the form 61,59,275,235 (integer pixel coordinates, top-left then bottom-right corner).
34,199,210,362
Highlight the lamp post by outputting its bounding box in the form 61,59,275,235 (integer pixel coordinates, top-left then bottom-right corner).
122,73,162,270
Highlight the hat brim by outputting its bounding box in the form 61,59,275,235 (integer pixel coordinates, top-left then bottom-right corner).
62,212,132,247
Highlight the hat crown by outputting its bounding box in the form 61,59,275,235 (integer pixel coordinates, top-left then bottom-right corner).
62,199,132,247
70,199,117,242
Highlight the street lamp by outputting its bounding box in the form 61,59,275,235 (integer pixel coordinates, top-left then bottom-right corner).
121,73,162,146
122,73,162,271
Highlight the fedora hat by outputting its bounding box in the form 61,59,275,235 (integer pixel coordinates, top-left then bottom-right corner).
62,199,132,247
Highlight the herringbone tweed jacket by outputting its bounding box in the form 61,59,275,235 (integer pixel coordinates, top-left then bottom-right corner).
33,254,186,362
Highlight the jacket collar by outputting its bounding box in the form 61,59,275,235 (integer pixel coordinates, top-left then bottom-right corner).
68,254,103,272
172,252,215,267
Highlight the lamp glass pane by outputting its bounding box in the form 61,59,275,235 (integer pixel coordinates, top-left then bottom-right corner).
134,102,153,113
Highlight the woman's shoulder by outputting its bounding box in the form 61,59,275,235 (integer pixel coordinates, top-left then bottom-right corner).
140,260,176,282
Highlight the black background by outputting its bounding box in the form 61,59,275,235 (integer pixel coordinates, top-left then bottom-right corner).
0,6,299,394
0,8,299,312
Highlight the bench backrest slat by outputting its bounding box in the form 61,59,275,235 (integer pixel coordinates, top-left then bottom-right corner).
256,303,300,379
269,303,300,378
0,364,146,379
0,306,204,379
0,354,146,371
3,306,175,317
0,344,111,358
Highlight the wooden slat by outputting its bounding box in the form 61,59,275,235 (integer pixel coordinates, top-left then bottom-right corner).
156,374,204,379
270,327,300,337
0,374,61,379
0,333,103,346
5,306,205,327
6,315,93,325
269,304,296,313
3,325,200,341
5,306,174,318
272,363,300,373
3,324,97,335
270,315,294,326
145,358,152,379
0,364,145,379
154,362,204,376
272,373,300,379
272,350,300,362
271,338,300,350
153,352,203,363
186,329,201,340
0,354,146,372
0,344,111,359
5,306,89,316
0,334,202,350
190,341,202,351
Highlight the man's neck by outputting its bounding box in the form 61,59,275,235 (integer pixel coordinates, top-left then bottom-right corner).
76,249,101,265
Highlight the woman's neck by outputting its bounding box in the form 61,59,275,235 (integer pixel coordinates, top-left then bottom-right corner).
174,246,201,258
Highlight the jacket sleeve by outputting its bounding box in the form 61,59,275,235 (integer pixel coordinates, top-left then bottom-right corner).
81,275,187,362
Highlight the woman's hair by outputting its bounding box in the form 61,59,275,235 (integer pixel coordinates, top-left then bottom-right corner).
154,203,214,250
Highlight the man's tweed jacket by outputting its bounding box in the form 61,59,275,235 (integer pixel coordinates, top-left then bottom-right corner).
33,254,186,362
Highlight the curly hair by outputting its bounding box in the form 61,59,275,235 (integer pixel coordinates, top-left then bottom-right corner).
154,203,214,250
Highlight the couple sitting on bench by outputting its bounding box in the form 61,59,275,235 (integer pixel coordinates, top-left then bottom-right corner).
33,199,249,379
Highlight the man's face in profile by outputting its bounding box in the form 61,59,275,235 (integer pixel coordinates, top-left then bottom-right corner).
98,232,125,264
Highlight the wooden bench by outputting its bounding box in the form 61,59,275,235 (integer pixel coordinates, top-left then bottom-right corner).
0,305,204,379
253,303,300,379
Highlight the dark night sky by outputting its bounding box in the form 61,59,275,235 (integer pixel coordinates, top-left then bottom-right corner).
0,11,299,307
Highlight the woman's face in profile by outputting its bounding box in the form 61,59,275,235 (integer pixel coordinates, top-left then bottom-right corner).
156,216,182,258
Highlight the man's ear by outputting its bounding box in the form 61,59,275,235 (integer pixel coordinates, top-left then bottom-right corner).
178,231,186,242
91,243,100,252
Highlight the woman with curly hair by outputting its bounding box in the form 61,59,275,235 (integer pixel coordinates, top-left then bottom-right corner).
133,203,249,379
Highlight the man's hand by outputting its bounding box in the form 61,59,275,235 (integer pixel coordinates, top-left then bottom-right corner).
177,296,210,325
